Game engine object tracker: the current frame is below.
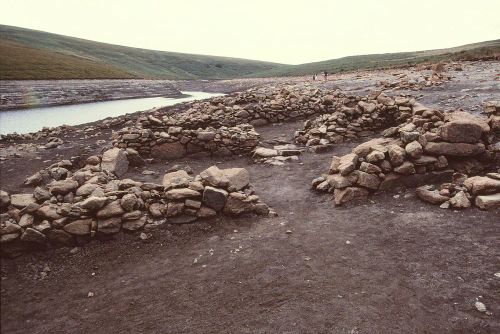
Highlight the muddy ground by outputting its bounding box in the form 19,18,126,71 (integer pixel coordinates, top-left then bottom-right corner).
1,61,499,334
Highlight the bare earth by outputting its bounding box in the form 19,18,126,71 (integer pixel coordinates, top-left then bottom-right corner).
1,61,499,334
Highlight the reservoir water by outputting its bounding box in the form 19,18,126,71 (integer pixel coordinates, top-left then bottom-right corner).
0,91,223,135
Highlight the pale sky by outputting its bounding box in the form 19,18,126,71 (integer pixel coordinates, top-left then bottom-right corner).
1,0,499,64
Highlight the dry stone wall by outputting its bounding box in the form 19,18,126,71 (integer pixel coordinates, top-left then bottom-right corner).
113,86,359,158
294,92,414,147
311,102,499,208
0,149,271,256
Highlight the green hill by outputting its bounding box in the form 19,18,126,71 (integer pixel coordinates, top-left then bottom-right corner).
0,24,283,80
249,39,500,77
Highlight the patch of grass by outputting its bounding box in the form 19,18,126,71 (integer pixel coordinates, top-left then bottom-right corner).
0,24,284,80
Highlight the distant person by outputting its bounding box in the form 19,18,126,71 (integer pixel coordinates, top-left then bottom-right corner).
323,71,328,81
312,74,316,81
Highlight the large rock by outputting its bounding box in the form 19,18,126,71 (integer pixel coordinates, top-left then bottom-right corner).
463,176,500,195
20,228,46,244
475,193,500,210
393,161,415,175
96,200,125,218
388,145,406,166
101,148,129,177
254,147,278,158
151,142,186,159
405,141,423,159
439,121,483,143
449,191,471,208
1,221,22,235
97,217,121,234
443,111,490,132
197,131,216,141
120,194,138,212
10,194,36,208
353,138,392,157
18,214,34,228
333,187,369,206
223,194,253,215
337,154,359,171
76,183,99,196
49,179,79,195
36,205,62,220
327,173,358,189
63,219,93,235
355,171,380,190
79,196,107,211
416,185,449,204
122,216,146,231
202,186,228,211
162,170,191,189
359,162,382,174
165,188,201,200
223,168,250,191
424,142,485,157
199,166,229,187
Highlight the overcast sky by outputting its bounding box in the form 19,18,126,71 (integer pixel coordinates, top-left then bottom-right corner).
1,0,499,64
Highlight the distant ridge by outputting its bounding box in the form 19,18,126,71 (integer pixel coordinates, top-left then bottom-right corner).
248,39,500,77
0,24,284,80
1,24,498,80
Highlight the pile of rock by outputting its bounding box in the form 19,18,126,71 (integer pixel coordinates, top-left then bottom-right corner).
312,103,498,207
0,148,271,255
295,92,414,148
379,65,452,91
113,124,260,158
416,173,500,210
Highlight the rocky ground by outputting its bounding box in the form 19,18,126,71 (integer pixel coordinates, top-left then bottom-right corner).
0,79,183,111
0,61,499,334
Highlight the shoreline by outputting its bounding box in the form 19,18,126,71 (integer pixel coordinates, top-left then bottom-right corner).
0,92,191,112
0,79,184,111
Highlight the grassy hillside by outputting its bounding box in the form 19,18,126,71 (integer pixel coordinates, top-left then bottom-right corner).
0,39,135,80
0,24,283,80
250,40,500,77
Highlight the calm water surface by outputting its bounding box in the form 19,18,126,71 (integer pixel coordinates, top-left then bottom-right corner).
0,91,223,135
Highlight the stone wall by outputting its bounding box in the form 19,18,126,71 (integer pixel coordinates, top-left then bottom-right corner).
311,103,499,208
113,85,359,158
113,124,260,158
0,149,271,256
294,92,415,147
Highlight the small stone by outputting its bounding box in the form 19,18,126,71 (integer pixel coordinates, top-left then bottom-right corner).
449,191,471,209
474,301,487,313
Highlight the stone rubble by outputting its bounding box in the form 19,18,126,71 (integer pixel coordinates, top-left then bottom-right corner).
311,97,499,207
112,86,366,158
0,148,272,256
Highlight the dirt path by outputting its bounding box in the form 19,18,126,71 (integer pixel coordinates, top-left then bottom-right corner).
1,120,499,334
